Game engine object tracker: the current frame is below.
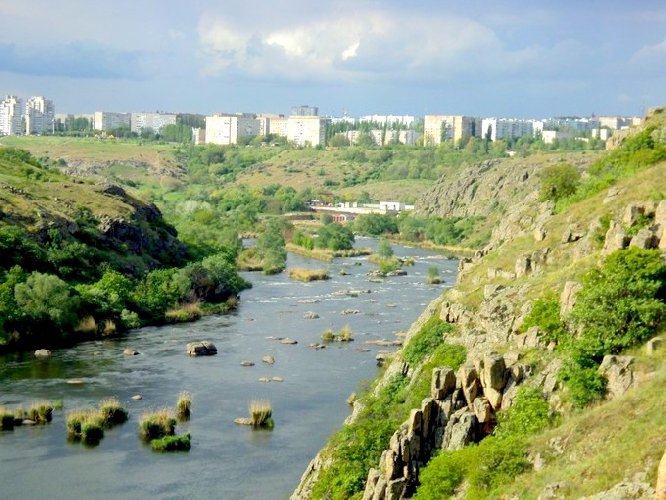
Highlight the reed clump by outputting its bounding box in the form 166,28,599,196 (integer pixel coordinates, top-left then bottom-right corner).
99,398,129,426
0,408,14,431
249,400,273,428
66,409,105,445
288,267,330,282
176,392,191,421
139,409,176,441
26,402,54,424
321,325,354,342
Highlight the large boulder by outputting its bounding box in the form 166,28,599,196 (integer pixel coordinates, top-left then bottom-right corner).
478,352,508,410
560,281,583,319
431,367,456,400
603,220,630,254
629,227,659,249
442,408,477,450
599,355,634,399
34,349,52,358
186,341,218,356
457,363,480,405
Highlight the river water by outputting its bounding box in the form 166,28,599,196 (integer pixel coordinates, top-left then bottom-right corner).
0,239,457,499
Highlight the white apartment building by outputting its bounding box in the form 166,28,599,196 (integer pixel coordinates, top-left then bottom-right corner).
423,115,478,145
256,113,287,136
93,111,131,131
481,118,534,141
25,96,55,134
192,127,205,145
205,113,260,145
0,95,24,136
131,112,177,134
359,115,416,127
287,116,327,147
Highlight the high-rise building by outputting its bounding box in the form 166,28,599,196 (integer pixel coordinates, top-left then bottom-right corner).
481,118,534,141
286,116,327,147
130,112,177,134
0,95,24,136
25,96,54,134
204,113,260,145
93,111,131,131
290,105,319,117
423,115,477,145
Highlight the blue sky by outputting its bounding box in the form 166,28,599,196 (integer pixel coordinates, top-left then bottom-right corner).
0,0,664,117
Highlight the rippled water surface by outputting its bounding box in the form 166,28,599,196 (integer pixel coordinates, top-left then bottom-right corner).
0,240,457,499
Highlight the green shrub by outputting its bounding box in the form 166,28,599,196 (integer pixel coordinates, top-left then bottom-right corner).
558,361,607,408
151,433,191,452
402,317,453,366
414,449,467,499
521,291,567,344
569,248,666,363
494,386,552,437
538,163,581,202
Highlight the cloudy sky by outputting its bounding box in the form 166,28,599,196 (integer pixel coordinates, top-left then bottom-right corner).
1,0,664,117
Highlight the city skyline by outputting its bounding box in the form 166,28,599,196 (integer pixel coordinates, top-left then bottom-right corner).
0,1,664,117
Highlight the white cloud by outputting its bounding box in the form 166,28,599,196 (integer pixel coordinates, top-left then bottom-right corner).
196,9,520,82
631,38,666,64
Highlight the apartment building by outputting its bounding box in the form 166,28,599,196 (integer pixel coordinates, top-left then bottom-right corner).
93,111,131,131
423,115,477,145
25,96,55,134
0,95,24,135
481,118,534,141
205,113,260,145
290,105,319,117
191,127,205,145
130,112,177,134
287,116,326,147
257,113,287,136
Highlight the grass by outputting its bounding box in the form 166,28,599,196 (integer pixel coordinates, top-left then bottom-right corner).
67,409,106,445
176,392,191,421
492,346,666,498
287,267,330,282
166,302,203,323
98,398,129,426
1,411,14,431
25,402,54,424
75,315,97,334
139,409,176,441
321,325,354,342
249,400,274,428
151,433,191,452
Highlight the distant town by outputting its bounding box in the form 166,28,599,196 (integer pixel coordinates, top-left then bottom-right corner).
0,95,642,148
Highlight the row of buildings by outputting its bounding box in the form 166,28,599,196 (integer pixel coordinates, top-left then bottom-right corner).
0,95,55,135
422,114,641,146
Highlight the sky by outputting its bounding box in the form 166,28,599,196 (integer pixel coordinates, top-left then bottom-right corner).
0,0,664,118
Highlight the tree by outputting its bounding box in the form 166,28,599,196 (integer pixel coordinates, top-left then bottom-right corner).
316,223,355,251
14,272,79,334
329,134,350,147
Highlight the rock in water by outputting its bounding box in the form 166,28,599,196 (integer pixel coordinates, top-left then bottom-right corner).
261,355,276,365
123,348,140,356
240,360,255,367
34,349,51,358
186,341,218,356
280,338,298,345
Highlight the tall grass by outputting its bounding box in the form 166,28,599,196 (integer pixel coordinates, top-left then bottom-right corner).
249,400,273,428
139,409,176,441
287,267,330,282
176,392,191,421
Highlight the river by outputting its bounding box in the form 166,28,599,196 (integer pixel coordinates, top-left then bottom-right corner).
0,239,457,499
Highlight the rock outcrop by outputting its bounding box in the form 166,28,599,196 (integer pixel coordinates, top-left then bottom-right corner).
186,341,218,356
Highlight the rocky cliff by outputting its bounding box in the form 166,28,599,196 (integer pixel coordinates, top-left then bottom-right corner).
293,109,666,499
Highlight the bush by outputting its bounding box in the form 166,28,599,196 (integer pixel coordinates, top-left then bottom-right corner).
569,248,666,363
316,223,355,251
414,449,467,498
538,163,581,202
494,386,552,437
402,317,453,366
521,291,567,344
558,361,607,408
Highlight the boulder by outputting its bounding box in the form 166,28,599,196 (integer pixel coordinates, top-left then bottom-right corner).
457,363,480,405
560,281,582,319
534,227,547,241
240,360,255,367
271,376,284,382
261,355,276,364
561,224,585,243
581,481,655,499
186,341,217,356
131,394,142,400
483,284,505,300
629,227,659,249
431,367,456,400
341,309,361,315
123,348,140,356
280,338,298,345
472,397,492,424
647,337,663,355
479,352,507,410
603,220,630,254
362,469,381,500
599,355,634,399
303,311,320,319
34,349,52,358
515,255,532,278
623,201,654,227
442,409,477,450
